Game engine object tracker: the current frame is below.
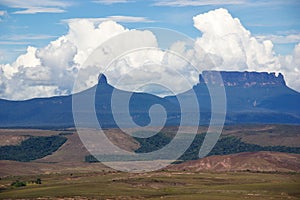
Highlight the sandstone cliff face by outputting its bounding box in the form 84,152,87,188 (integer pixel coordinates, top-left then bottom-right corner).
199,71,286,87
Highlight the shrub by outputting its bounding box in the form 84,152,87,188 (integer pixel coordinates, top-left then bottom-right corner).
11,180,26,187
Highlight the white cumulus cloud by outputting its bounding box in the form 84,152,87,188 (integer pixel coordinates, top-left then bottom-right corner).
279,43,300,92
193,8,280,72
0,8,299,100
192,8,299,91
0,20,129,99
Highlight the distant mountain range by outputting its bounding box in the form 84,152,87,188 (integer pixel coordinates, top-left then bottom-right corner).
0,71,299,128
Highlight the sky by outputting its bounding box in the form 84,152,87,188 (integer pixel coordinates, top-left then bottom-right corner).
0,0,299,100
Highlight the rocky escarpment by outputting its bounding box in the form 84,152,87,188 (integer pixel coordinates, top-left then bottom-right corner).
199,71,286,87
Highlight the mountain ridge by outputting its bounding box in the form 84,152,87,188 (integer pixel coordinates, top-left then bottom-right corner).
0,71,299,128
168,151,300,172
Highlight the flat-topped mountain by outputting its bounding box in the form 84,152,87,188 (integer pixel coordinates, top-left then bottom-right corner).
200,71,286,87
0,71,299,128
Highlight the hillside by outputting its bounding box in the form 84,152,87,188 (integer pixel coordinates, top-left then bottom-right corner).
169,151,300,172
0,125,299,176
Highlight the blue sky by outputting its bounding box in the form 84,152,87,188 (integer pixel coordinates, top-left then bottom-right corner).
0,0,299,63
0,0,300,100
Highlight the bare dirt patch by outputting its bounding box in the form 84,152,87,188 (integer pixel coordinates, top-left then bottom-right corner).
0,135,28,146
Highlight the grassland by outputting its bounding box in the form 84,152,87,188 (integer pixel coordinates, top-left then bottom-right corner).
0,171,299,199
222,124,300,147
0,125,299,199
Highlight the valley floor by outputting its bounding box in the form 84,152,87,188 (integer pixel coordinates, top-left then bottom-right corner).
0,171,299,200
0,125,299,199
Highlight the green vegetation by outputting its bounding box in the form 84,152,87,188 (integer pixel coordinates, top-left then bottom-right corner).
0,135,67,162
10,180,26,188
180,134,300,161
85,132,300,163
9,178,41,189
85,132,174,162
135,132,172,153
85,155,99,163
0,171,299,199
35,178,42,185
58,132,73,136
135,132,300,162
